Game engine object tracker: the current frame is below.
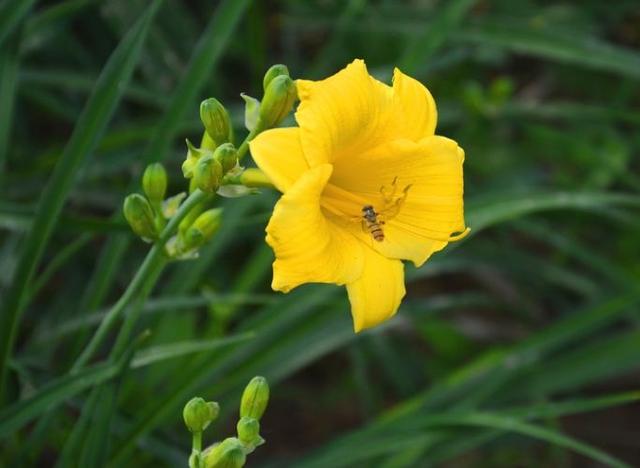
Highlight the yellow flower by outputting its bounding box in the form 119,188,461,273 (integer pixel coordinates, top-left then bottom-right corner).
249,59,468,332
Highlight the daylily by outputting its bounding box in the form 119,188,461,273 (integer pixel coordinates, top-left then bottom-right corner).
250,59,468,332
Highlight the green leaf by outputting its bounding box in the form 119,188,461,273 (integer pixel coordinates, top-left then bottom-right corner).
130,333,255,368
399,0,476,73
0,0,163,403
297,292,640,466
0,25,21,178
0,0,36,48
297,392,640,468
456,18,640,79
0,361,121,438
421,412,630,468
466,192,640,234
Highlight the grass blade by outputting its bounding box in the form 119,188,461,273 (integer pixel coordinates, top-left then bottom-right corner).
456,18,640,79
0,361,121,438
466,192,640,233
422,413,630,468
399,0,476,73
0,0,163,403
129,333,255,368
0,27,21,179
0,0,36,48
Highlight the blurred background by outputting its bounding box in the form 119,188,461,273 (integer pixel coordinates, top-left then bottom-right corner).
1,0,640,466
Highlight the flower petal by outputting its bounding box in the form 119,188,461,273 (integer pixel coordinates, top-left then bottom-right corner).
329,136,467,267
390,67,437,140
295,59,393,166
346,249,405,332
249,127,309,192
267,164,364,293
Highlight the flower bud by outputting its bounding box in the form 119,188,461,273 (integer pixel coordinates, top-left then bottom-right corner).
213,143,238,174
240,376,269,421
203,438,246,468
183,397,220,433
200,98,232,145
236,417,261,446
182,208,223,250
262,64,289,92
123,194,157,240
194,155,223,193
240,168,273,188
259,75,297,128
201,130,217,151
142,163,168,204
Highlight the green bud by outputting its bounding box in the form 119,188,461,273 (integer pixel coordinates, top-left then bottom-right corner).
123,194,157,240
240,376,269,421
142,163,168,204
182,208,223,250
259,75,297,128
203,438,246,468
183,397,220,433
236,417,261,446
262,64,289,92
213,143,238,173
201,130,217,151
240,168,273,188
194,155,223,193
200,98,232,145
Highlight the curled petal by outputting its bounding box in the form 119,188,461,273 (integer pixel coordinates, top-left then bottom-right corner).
346,249,405,332
249,127,309,192
267,164,364,292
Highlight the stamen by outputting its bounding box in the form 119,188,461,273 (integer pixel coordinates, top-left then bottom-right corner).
378,177,411,221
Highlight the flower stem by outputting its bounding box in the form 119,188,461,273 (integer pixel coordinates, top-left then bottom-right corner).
190,431,203,468
71,189,208,372
236,122,263,162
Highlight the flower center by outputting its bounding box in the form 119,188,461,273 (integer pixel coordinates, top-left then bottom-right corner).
321,177,411,225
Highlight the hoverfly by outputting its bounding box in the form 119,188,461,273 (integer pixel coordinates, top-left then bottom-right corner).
361,205,385,242
354,177,469,244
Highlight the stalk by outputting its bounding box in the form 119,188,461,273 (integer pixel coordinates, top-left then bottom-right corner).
71,189,208,372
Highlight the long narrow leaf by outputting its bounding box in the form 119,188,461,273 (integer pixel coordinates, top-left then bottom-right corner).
0,361,120,438
0,0,36,48
0,0,163,402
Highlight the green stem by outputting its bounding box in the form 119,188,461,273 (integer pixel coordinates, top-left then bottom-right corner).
193,431,202,452
191,431,203,468
236,122,263,161
71,189,208,372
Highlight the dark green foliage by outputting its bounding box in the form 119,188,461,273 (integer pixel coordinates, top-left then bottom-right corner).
0,0,639,467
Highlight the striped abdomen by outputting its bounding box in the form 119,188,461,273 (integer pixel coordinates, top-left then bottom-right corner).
365,219,385,242
362,205,385,242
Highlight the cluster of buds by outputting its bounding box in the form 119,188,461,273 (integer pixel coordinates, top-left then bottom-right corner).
182,98,239,194
184,376,270,468
123,162,222,258
183,64,296,198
